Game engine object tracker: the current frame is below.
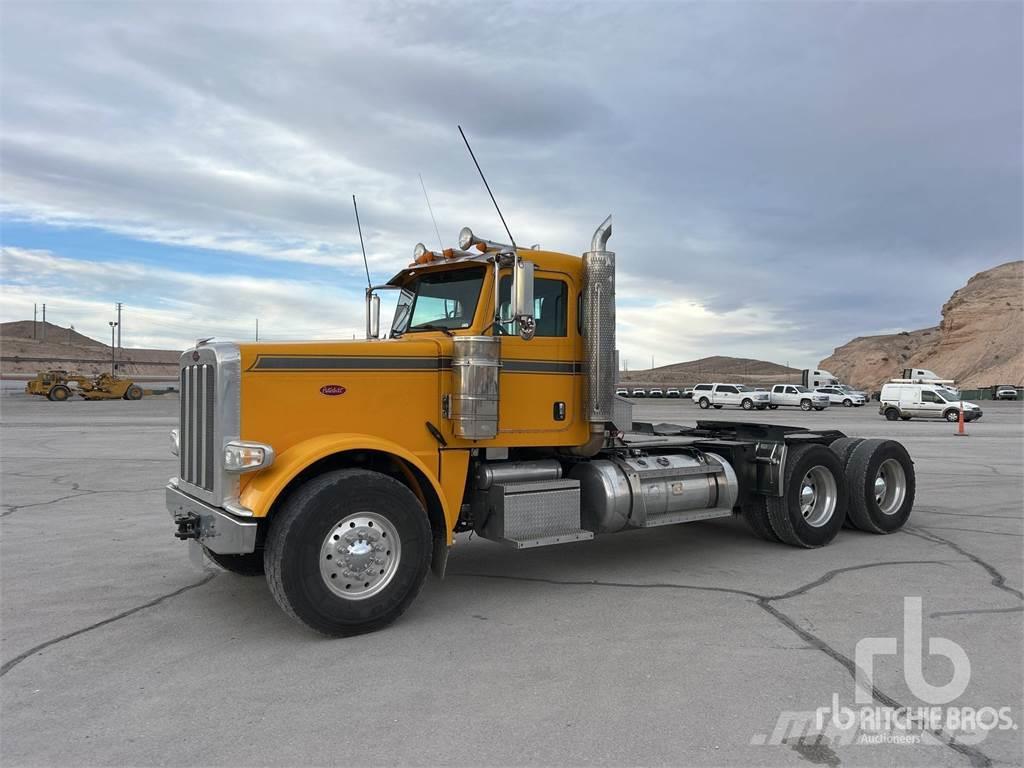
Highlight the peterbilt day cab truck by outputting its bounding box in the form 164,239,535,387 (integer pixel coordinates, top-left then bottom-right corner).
166,218,916,636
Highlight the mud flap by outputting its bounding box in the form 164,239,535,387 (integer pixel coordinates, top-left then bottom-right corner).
431,535,449,579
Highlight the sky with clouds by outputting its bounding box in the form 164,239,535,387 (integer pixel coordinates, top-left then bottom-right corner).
1,1,1020,369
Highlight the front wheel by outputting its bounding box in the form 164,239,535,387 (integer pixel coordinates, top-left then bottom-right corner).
48,385,70,401
742,399,754,410
884,408,900,421
944,409,960,422
843,399,853,407
124,384,144,400
265,468,432,636
698,397,710,409
800,399,812,411
766,444,847,548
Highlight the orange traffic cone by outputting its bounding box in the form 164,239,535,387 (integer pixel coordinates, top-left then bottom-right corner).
955,402,968,437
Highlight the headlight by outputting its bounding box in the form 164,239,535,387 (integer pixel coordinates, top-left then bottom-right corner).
170,429,180,456
223,441,275,472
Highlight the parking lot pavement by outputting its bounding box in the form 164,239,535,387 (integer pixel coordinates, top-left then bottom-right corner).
2,395,1021,767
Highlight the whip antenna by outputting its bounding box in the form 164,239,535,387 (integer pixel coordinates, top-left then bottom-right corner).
458,125,517,249
352,194,371,287
419,173,444,252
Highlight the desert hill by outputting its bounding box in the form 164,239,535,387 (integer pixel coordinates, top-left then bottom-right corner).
1,321,181,378
619,356,800,387
819,261,1023,390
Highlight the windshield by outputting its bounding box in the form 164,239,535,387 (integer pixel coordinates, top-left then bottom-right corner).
794,385,811,393
735,385,753,392
391,267,485,336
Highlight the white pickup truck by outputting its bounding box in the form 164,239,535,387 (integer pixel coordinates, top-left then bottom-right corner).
768,385,830,411
692,383,770,410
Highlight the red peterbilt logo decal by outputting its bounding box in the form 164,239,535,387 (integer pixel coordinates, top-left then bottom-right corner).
320,384,347,396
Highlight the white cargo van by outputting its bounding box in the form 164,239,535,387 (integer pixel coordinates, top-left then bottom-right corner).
879,383,983,422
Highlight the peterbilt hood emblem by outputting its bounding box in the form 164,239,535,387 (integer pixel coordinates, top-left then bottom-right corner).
191,351,200,362
320,385,347,396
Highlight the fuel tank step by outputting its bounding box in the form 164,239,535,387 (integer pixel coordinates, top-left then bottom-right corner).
478,478,594,549
637,507,734,528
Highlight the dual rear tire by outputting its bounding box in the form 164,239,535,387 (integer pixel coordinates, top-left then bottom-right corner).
742,438,915,545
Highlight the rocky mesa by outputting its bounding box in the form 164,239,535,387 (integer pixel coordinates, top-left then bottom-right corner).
819,260,1023,390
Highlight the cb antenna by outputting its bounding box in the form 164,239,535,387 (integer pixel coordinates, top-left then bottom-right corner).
419,173,444,252
458,125,517,249
352,194,371,288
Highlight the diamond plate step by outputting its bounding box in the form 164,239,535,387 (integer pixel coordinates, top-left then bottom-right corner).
480,478,593,549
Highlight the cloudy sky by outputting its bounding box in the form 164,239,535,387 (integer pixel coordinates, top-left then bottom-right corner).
1,1,1020,369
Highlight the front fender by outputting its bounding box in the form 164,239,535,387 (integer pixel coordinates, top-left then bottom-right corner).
238,433,449,527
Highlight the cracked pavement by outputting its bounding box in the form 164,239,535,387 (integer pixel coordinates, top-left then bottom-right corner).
1,395,1021,767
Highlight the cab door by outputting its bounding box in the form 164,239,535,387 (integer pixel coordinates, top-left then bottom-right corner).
919,389,944,418
496,270,582,440
783,386,799,406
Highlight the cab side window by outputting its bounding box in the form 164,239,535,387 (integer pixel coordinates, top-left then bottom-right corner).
498,276,568,337
921,390,941,403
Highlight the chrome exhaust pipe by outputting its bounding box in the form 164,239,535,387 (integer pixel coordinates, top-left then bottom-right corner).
577,215,616,456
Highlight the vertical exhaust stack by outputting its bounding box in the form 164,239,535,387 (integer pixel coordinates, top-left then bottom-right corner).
580,215,616,455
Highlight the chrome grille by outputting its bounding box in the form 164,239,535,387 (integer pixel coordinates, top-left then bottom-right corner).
180,362,216,491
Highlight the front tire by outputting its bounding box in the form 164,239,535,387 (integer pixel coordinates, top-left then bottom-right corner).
124,384,144,400
204,547,265,576
766,444,847,548
698,397,710,409
742,399,754,410
265,468,432,636
884,408,900,421
48,385,70,401
843,399,853,407
844,439,914,533
800,399,812,411
944,409,960,422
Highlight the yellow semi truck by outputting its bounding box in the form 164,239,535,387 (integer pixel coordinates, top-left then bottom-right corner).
167,218,916,635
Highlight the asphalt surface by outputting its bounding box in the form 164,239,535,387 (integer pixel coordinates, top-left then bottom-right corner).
1,394,1022,767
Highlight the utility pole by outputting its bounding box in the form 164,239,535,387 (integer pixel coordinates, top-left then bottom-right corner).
116,303,123,349
255,318,259,342
33,304,37,338
41,304,46,340
109,321,118,375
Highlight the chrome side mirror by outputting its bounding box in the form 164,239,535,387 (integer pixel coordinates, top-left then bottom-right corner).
366,292,381,339
511,259,535,340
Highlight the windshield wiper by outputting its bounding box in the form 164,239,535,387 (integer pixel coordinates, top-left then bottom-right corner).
407,323,455,336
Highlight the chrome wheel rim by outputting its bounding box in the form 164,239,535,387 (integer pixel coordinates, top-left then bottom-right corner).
874,458,906,515
798,466,837,528
319,512,401,600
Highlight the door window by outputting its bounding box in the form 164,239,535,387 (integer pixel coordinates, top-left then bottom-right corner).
921,390,944,403
498,276,568,337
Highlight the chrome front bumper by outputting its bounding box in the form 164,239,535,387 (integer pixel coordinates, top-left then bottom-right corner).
166,484,257,554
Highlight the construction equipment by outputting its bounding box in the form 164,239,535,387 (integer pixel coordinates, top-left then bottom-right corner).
25,370,145,401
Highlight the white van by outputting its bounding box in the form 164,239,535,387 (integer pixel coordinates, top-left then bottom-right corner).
879,383,983,422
